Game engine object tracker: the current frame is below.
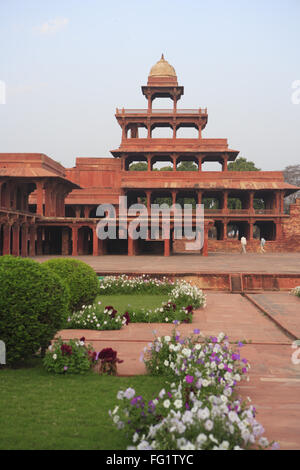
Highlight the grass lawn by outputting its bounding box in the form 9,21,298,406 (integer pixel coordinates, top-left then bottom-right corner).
96,294,168,313
0,359,166,450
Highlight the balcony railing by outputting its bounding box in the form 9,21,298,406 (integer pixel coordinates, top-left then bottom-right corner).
116,108,207,115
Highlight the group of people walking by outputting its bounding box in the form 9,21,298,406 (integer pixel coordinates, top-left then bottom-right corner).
240,236,266,254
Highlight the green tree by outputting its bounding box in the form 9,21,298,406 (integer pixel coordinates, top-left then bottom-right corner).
228,157,260,172
129,162,147,171
177,161,198,171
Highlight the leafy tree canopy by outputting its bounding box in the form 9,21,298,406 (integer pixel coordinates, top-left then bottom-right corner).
228,157,260,172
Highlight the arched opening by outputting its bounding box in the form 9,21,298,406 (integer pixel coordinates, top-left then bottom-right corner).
151,155,173,171
227,191,246,211
176,155,198,171
150,191,172,207
77,226,93,255
201,160,223,172
65,206,76,217
126,190,147,208
151,96,174,110
227,221,250,240
106,227,128,255
176,125,199,139
126,123,147,139
254,191,275,213
253,221,276,240
202,191,222,211
176,190,197,209
126,154,147,171
151,124,173,139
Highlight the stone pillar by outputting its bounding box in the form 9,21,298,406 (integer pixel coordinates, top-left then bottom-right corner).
249,191,254,214
249,221,254,241
84,206,90,218
37,227,43,255
29,225,36,257
198,155,202,171
222,155,228,172
172,190,177,206
21,224,28,257
128,234,136,256
223,190,228,212
93,226,99,256
164,237,170,257
36,181,44,216
147,155,152,171
197,191,202,206
173,124,176,139
61,227,69,256
223,221,228,240
173,154,177,171
75,206,81,218
72,226,78,256
146,190,151,214
2,224,11,255
202,226,208,256
12,224,20,256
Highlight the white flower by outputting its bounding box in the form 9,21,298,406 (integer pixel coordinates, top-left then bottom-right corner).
174,399,183,409
53,354,57,360
163,399,170,409
164,336,171,342
164,360,169,367
196,433,207,445
204,420,213,431
197,407,210,420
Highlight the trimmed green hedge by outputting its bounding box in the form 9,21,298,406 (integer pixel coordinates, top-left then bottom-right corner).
44,258,98,313
0,256,69,366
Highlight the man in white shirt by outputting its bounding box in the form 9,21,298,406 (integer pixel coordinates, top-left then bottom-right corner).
240,236,247,254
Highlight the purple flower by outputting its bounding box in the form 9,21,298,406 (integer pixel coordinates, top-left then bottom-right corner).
64,366,68,371
238,341,244,347
185,375,194,384
193,329,200,334
242,358,248,364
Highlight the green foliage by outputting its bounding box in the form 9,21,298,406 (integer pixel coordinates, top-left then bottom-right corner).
176,161,198,171
0,256,69,366
128,162,147,171
43,337,96,374
44,258,98,313
228,157,260,172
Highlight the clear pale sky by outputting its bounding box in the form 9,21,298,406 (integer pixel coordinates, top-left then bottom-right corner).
0,0,299,170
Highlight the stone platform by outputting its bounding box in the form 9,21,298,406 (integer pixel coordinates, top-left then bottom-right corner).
35,253,300,292
57,291,300,450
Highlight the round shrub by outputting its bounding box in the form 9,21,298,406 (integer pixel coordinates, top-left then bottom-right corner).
0,256,70,366
44,258,99,313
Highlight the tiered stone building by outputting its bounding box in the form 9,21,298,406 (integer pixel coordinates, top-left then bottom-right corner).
0,56,299,257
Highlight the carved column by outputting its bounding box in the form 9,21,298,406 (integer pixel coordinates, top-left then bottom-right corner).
2,223,11,255
93,225,99,256
72,225,78,256
29,225,36,257
12,223,20,256
36,227,43,255
21,223,29,257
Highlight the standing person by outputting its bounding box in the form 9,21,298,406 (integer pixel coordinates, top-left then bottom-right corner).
260,237,266,253
240,236,247,254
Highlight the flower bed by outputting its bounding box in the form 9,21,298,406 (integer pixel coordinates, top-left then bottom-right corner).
291,286,300,298
110,329,278,450
66,276,206,329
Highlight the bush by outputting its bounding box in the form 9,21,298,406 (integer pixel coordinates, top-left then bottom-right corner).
44,258,99,313
43,337,97,374
0,256,69,366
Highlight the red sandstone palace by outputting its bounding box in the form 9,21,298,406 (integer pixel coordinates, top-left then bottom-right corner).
0,55,299,257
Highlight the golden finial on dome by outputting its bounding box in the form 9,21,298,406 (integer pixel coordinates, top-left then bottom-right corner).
149,54,177,78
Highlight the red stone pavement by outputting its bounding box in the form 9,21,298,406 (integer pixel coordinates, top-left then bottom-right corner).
57,292,300,450
36,252,300,274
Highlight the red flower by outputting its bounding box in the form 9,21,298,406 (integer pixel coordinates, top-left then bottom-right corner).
123,311,130,325
61,343,72,356
98,348,123,364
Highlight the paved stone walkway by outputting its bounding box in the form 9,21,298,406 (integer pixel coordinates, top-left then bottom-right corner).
36,253,300,274
57,291,300,450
